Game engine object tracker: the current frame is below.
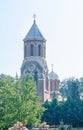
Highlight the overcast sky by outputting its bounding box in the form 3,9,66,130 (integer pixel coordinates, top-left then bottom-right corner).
0,0,83,80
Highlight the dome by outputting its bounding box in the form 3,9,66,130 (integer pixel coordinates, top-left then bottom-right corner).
49,71,59,80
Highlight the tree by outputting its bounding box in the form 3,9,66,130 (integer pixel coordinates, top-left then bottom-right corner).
41,93,59,126
0,74,44,129
0,74,17,129
42,77,83,127
60,78,80,100
49,93,59,125
41,100,51,125
19,75,45,129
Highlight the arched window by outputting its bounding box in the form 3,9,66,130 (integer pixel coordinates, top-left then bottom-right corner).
46,78,48,91
38,44,41,56
34,71,38,84
30,44,34,56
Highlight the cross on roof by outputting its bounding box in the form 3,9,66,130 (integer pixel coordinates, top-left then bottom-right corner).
33,14,36,21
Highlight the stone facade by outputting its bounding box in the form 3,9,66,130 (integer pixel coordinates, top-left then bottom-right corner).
21,19,59,102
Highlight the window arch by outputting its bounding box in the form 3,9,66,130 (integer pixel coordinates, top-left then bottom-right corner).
30,44,34,56
38,44,42,56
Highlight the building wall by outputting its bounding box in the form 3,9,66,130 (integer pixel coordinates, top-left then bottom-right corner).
24,41,46,58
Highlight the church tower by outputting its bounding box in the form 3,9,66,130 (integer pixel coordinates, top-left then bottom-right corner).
21,17,50,102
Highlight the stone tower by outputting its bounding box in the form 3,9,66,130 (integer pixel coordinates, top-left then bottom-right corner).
21,18,50,102
49,70,60,99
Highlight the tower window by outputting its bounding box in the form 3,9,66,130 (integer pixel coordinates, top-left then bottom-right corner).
34,71,38,84
38,44,41,56
46,78,48,91
30,44,34,56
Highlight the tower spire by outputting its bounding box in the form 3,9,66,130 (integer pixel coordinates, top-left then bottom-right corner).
52,64,53,72
33,14,36,23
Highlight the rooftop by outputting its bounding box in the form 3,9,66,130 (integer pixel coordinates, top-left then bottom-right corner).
49,71,59,80
24,20,46,42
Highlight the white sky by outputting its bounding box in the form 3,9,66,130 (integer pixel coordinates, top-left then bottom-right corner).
0,0,83,80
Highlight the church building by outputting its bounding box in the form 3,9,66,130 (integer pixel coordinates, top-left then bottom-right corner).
21,17,60,102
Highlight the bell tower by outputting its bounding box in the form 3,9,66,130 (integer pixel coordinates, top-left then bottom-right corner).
21,16,50,101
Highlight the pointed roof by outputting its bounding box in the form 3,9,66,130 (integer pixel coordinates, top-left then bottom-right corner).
23,20,46,42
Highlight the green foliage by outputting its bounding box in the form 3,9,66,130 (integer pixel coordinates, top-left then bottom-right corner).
42,77,83,127
59,77,83,127
41,93,59,125
60,78,80,100
0,74,45,129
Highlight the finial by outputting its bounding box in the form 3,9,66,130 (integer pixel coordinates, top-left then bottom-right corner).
52,64,53,72
33,14,36,23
